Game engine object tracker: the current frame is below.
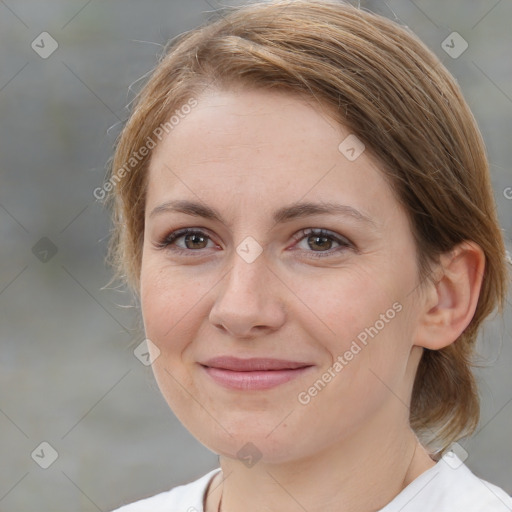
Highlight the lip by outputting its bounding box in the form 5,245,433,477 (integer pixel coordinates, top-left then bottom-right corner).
202,356,312,371
200,356,314,390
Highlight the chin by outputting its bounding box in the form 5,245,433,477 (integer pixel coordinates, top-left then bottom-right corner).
189,420,309,465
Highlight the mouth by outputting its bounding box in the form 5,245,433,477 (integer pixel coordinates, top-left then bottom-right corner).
199,356,314,391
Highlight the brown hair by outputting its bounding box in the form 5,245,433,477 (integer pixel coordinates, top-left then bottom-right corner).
105,0,509,454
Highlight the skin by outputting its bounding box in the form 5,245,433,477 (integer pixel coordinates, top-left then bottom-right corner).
140,88,485,512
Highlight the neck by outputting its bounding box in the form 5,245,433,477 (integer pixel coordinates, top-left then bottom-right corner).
205,416,435,512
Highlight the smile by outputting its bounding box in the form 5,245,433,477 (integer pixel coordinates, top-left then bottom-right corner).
201,366,315,390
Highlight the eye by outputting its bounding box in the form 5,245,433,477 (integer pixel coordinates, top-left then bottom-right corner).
291,228,352,258
156,228,216,254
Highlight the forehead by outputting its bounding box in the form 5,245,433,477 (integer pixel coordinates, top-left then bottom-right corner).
155,88,342,161
146,88,395,223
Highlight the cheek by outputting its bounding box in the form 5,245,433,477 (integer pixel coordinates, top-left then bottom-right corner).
288,260,416,389
288,263,400,348
140,261,193,351
139,260,205,409
140,256,222,363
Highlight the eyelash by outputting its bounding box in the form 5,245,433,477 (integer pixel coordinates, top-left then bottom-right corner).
155,227,353,259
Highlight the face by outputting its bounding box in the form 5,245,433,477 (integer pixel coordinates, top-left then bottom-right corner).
140,88,426,464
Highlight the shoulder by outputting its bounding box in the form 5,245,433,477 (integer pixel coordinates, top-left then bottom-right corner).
110,468,221,512
381,453,512,512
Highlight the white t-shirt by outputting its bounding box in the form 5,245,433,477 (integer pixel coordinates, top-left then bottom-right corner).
111,453,512,511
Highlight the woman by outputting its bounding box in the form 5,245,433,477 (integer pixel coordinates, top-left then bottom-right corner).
106,1,511,510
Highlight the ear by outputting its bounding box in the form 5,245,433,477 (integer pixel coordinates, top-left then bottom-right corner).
413,241,485,350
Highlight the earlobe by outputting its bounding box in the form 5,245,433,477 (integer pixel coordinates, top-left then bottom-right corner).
414,241,485,350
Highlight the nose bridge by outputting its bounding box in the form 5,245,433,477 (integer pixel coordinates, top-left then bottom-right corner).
209,246,286,337
222,247,271,305
225,225,268,289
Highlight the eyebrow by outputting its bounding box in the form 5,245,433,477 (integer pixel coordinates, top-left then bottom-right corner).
149,199,376,228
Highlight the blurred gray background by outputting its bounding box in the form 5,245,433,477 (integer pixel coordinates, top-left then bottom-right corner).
0,1,511,510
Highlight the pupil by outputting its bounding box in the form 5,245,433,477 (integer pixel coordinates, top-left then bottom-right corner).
187,234,206,249
310,235,331,251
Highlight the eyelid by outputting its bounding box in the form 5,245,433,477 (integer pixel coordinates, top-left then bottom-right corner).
155,227,218,250
288,228,354,258
290,228,351,246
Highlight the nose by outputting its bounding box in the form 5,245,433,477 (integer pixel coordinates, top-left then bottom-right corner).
209,252,286,339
